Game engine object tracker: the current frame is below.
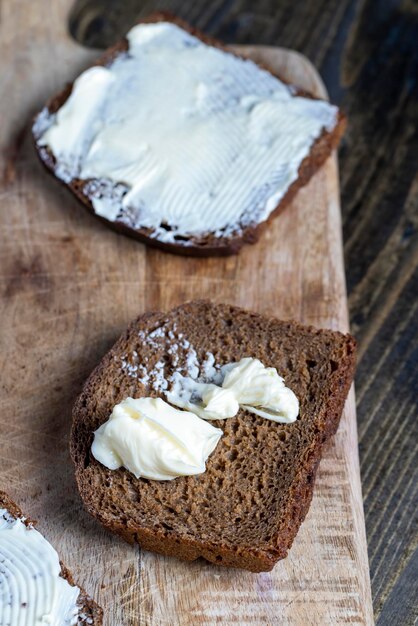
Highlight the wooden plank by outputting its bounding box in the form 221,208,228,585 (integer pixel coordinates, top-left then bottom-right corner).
67,0,418,618
0,3,373,624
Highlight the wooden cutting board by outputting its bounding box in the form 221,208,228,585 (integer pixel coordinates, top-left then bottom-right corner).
0,3,373,624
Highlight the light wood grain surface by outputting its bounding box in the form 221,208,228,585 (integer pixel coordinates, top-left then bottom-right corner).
0,2,373,624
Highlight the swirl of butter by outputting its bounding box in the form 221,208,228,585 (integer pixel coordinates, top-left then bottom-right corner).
222,357,299,422
0,510,80,626
91,397,223,480
167,357,299,424
201,386,239,418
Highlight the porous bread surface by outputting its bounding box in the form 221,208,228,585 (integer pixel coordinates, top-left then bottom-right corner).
0,490,103,625
71,301,356,572
33,12,346,257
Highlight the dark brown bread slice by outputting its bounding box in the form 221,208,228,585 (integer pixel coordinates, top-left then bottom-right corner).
0,490,103,625
71,300,356,572
33,12,346,257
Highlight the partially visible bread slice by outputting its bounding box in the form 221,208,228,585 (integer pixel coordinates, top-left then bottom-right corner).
0,490,103,625
71,300,356,572
33,12,345,257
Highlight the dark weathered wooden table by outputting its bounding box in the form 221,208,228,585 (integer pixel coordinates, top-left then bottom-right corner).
44,0,418,623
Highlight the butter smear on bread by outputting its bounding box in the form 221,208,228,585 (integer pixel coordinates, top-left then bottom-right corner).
0,510,81,625
35,21,337,246
92,358,299,481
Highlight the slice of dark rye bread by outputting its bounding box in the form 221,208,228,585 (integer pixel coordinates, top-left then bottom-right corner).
32,12,346,257
71,300,356,572
0,490,103,624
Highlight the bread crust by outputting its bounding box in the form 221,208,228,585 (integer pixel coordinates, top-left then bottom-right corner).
0,491,103,624
33,12,346,257
71,300,356,572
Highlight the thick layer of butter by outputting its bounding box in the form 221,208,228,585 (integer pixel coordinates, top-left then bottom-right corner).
167,357,299,423
36,22,337,243
91,397,223,480
0,510,80,626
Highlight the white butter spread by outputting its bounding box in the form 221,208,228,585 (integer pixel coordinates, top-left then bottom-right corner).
36,21,337,244
91,397,223,480
167,357,299,423
0,510,80,626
